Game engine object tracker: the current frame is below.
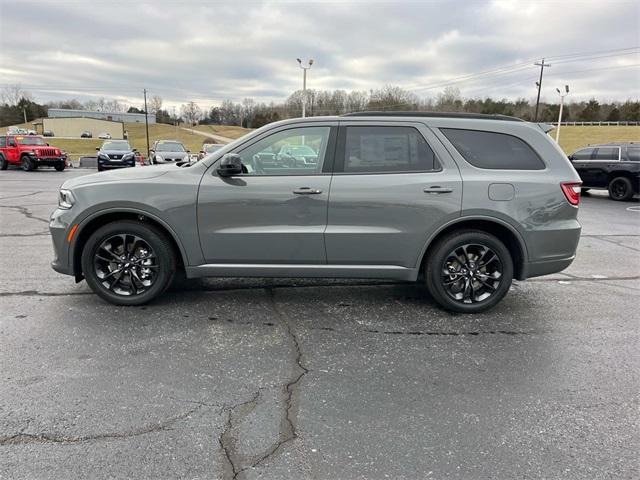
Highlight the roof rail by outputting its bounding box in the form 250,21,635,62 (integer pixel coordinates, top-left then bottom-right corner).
341,111,524,122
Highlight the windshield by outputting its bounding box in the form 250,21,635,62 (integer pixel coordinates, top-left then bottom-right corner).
16,136,46,146
205,144,222,152
101,141,131,151
156,142,185,152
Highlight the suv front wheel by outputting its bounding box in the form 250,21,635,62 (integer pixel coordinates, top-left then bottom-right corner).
81,221,177,306
425,231,513,313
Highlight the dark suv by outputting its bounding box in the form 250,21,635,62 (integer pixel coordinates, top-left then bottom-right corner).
96,140,137,172
569,142,640,201
50,112,582,313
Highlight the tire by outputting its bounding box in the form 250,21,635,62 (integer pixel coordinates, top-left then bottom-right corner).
81,220,177,306
425,230,513,314
20,156,35,171
0,156,7,170
608,177,634,201
97,165,103,172
54,162,65,171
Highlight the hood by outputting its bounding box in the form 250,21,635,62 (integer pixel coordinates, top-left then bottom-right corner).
62,164,174,189
99,149,134,156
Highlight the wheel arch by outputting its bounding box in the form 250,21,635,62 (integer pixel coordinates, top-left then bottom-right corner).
418,216,528,281
71,209,188,280
607,171,639,192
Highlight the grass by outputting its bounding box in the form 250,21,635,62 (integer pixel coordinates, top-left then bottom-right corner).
551,126,639,153
2,120,637,158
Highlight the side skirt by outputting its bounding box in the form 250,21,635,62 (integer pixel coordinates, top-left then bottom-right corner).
185,263,419,281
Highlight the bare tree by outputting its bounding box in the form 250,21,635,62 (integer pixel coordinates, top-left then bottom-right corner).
180,101,202,126
148,95,163,114
1,84,32,106
241,97,256,127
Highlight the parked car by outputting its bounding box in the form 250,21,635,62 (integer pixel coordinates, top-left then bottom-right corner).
568,142,640,201
149,140,189,164
276,144,319,167
95,140,137,172
98,132,112,140
43,130,55,137
80,131,92,138
50,112,582,313
0,134,67,171
197,143,223,160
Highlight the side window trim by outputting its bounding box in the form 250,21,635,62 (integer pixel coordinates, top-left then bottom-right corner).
229,125,338,177
333,124,443,175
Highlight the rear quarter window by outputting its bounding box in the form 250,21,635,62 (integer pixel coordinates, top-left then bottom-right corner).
441,128,545,170
626,146,640,161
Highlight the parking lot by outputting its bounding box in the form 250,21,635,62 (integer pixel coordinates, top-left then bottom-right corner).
0,169,638,479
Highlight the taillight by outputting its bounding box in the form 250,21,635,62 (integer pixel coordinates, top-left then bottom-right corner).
561,182,581,206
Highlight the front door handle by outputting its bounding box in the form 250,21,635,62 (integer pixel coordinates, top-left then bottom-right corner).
424,186,453,194
293,187,323,195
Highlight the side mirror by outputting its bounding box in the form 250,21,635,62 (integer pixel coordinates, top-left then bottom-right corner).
217,153,243,177
95,147,100,151
46,143,50,146
149,149,155,154
132,148,138,152
186,150,191,153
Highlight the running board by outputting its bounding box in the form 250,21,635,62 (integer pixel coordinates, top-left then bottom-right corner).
185,263,419,281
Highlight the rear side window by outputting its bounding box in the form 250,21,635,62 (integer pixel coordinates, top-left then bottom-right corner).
441,128,545,170
572,148,595,160
594,147,619,160
340,126,439,173
627,146,640,161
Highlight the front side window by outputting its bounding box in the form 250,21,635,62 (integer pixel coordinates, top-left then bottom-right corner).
236,126,330,176
341,126,439,173
572,148,595,160
441,128,545,170
594,147,619,160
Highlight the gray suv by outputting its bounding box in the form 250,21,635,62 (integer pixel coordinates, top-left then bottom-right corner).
50,112,582,313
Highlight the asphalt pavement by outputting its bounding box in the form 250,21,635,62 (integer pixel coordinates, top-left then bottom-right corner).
1,168,638,479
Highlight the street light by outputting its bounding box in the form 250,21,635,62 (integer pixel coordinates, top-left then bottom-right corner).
555,84,570,144
297,58,313,118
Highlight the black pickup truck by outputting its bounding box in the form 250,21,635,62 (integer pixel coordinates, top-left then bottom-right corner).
569,142,640,201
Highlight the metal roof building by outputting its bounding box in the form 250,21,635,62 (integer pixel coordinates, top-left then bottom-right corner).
47,108,156,124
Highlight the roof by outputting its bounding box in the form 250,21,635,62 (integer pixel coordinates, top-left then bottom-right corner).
341,111,524,122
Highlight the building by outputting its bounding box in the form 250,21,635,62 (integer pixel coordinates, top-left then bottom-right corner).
34,117,124,139
48,108,156,124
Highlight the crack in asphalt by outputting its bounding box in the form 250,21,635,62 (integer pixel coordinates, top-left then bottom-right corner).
216,289,310,480
0,191,45,201
0,406,201,446
0,232,50,237
312,326,537,336
0,205,50,224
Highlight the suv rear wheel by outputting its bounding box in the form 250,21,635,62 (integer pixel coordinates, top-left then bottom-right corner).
81,221,177,306
425,230,513,313
608,176,634,201
0,156,7,170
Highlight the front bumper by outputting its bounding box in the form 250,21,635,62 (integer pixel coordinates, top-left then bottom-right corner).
49,208,74,276
32,156,66,166
98,157,136,169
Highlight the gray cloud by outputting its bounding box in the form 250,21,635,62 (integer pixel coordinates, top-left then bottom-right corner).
0,0,638,110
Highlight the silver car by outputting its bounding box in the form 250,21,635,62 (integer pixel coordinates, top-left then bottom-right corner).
150,140,189,164
50,113,582,313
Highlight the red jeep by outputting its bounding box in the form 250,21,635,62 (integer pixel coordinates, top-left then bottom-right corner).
0,134,67,171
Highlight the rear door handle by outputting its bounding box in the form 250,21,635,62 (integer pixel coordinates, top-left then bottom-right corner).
424,186,453,194
293,187,323,195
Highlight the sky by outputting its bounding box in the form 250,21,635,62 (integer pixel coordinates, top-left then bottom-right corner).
0,0,638,111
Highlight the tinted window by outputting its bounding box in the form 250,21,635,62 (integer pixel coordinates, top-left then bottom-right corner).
342,126,438,173
627,146,640,162
0,136,5,147
236,126,330,176
594,147,619,160
441,128,545,170
572,148,595,160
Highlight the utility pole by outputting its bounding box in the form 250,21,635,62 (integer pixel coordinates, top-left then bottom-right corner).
296,58,313,118
173,106,177,136
143,89,150,158
22,108,27,124
534,59,550,122
555,85,570,143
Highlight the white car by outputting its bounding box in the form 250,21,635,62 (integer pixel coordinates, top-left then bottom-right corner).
98,132,112,139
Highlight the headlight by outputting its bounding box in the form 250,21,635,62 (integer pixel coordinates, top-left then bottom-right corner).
155,155,163,162
98,153,110,160
58,189,75,209
122,152,134,160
